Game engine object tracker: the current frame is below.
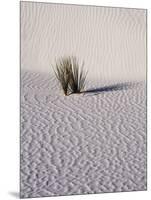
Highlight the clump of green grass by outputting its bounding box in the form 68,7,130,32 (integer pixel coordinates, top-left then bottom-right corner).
53,57,71,95
53,56,88,95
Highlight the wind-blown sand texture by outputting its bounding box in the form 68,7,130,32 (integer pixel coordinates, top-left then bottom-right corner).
20,2,147,198
21,71,146,198
21,2,146,81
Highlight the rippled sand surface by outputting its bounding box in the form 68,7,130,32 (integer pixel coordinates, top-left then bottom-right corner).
20,2,146,198
20,71,146,198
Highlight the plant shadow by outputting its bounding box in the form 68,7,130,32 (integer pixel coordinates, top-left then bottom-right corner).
83,82,140,96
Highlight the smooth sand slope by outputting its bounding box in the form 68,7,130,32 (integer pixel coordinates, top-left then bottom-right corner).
20,71,146,198
21,2,146,81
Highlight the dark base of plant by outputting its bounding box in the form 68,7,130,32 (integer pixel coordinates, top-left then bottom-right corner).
66,91,82,96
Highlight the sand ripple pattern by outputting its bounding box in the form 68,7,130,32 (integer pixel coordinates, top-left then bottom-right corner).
21,2,146,81
21,71,146,198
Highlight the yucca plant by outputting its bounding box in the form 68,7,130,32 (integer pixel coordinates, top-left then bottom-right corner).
68,57,87,94
53,57,71,95
53,56,87,95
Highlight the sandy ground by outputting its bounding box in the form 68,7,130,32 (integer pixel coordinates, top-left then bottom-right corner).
20,3,147,198
20,70,146,198
21,2,146,81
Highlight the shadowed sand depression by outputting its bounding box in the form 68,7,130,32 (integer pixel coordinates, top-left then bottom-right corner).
20,71,146,198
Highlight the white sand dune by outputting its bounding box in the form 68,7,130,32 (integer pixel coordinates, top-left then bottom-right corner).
21,2,146,82
21,70,146,198
20,2,147,198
